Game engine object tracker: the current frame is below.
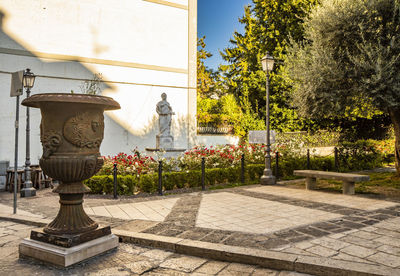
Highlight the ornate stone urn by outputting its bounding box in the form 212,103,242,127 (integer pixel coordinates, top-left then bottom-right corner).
19,93,120,266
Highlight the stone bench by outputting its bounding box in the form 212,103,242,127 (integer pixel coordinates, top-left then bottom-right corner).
293,170,370,195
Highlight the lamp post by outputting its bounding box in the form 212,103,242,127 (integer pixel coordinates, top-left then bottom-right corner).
20,68,36,197
260,53,276,185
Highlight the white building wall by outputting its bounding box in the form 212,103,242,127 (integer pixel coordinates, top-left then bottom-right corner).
0,0,197,166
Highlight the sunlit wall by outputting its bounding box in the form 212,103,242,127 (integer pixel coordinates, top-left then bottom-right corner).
0,0,197,168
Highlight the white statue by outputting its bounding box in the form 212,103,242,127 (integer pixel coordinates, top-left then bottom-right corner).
156,93,175,148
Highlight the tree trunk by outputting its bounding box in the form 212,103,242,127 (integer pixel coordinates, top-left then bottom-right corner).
388,108,400,175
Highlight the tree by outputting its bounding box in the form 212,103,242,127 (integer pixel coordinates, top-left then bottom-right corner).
197,36,223,99
286,0,400,172
220,0,319,133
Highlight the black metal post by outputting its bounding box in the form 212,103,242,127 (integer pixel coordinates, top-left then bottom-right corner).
113,163,118,199
158,160,163,195
21,85,36,197
260,69,276,185
307,149,310,170
334,147,339,171
275,151,279,180
201,157,205,190
13,95,20,214
241,154,245,183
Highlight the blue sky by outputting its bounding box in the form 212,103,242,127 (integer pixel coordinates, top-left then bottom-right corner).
198,0,252,71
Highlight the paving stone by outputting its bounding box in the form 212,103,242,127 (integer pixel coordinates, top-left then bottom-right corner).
374,236,400,247
293,241,314,250
305,245,338,257
311,222,341,232
85,267,132,276
328,233,346,239
373,228,400,239
361,226,378,232
340,235,382,249
310,237,350,251
260,238,289,250
125,260,158,274
193,260,229,274
346,216,366,222
274,230,303,239
6,223,36,231
376,244,400,255
160,227,187,237
0,234,20,245
369,214,392,221
159,256,207,273
296,227,330,237
340,244,376,258
278,271,311,276
200,232,228,243
349,230,381,240
119,243,150,255
178,229,211,241
287,235,310,243
361,219,380,225
282,247,317,256
217,263,256,275
252,267,279,275
332,253,374,264
367,252,400,268
145,268,189,275
335,220,365,229
0,221,18,227
141,249,174,261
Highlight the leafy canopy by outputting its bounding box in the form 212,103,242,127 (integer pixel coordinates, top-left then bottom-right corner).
220,0,319,132
286,0,400,118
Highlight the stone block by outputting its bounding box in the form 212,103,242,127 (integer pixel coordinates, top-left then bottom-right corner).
156,135,174,149
19,234,118,267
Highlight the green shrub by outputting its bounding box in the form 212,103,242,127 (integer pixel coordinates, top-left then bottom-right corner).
247,164,265,180
139,174,158,193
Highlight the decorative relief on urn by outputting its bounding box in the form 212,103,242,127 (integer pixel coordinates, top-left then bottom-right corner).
63,111,104,148
40,125,62,159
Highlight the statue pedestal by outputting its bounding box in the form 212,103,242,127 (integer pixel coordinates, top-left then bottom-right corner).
145,148,186,159
156,135,174,149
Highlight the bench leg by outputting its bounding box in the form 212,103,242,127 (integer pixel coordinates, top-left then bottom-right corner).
343,181,355,195
306,177,317,190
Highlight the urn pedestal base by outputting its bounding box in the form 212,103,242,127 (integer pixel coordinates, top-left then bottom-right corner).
30,226,111,248
20,187,37,197
19,234,118,267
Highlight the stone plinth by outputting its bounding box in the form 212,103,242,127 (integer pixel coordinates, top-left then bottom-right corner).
156,135,174,149
19,234,118,267
145,148,186,159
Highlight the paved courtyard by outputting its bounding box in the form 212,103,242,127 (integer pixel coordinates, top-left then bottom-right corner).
0,221,308,275
0,181,399,275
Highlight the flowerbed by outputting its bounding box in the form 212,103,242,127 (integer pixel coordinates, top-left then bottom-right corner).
87,139,392,195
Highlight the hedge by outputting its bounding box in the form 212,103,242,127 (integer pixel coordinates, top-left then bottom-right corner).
84,152,385,195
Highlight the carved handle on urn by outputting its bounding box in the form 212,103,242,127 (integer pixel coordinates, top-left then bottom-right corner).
41,130,63,159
